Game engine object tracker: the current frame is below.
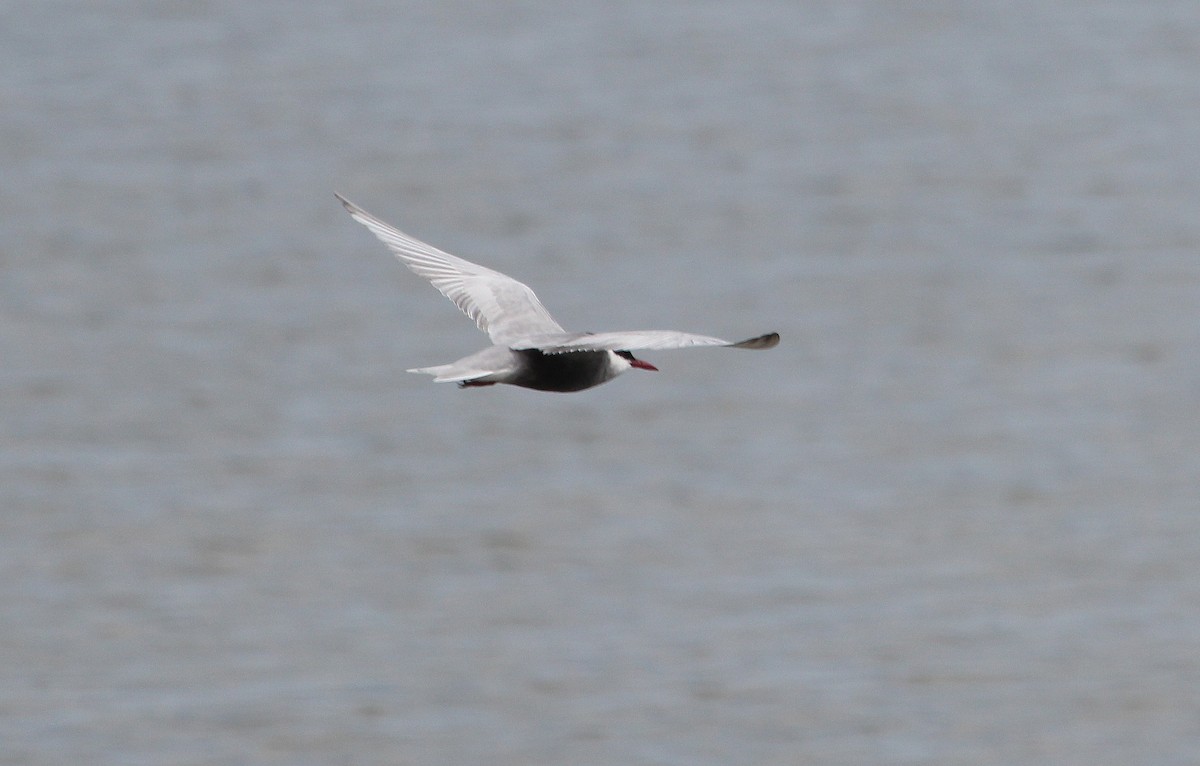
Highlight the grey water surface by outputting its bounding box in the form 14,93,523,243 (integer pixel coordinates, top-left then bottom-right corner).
3,2,1199,764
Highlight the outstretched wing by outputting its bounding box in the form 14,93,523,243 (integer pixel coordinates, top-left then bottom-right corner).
513,330,779,353
336,194,565,345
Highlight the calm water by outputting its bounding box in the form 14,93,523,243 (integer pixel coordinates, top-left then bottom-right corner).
3,2,1199,763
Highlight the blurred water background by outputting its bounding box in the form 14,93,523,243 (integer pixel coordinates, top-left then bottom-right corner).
3,1,1199,764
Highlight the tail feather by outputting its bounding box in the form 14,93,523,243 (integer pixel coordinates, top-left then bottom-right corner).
407,346,519,385
407,364,497,384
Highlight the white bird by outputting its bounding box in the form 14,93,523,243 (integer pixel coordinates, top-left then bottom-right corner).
336,194,779,392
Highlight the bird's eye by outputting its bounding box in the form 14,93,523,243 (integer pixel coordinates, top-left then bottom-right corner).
616,351,634,361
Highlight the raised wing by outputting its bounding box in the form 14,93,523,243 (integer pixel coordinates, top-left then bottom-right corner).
513,330,780,353
336,194,565,345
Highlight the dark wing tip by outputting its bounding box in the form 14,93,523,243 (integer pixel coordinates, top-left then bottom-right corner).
729,332,780,350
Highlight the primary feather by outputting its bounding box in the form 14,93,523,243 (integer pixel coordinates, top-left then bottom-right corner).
336,194,564,345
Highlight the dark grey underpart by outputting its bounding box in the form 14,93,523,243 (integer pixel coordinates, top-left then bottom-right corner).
501,349,615,392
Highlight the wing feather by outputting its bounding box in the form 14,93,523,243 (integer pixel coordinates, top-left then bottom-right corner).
513,331,779,353
336,194,565,344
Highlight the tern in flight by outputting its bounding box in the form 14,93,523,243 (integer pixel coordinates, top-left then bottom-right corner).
337,194,778,392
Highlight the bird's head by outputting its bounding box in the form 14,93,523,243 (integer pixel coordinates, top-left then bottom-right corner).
615,350,657,372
